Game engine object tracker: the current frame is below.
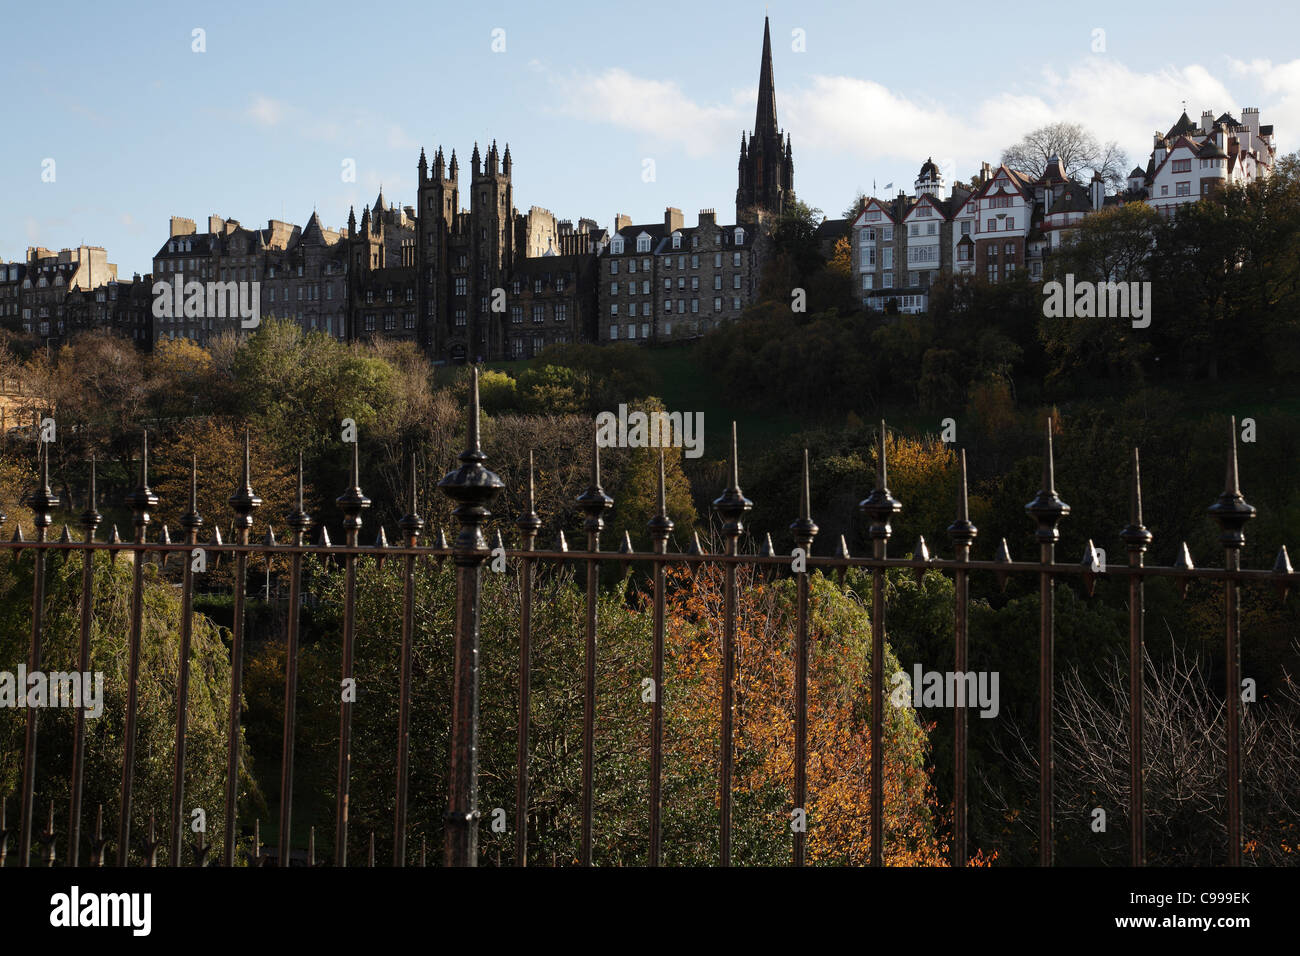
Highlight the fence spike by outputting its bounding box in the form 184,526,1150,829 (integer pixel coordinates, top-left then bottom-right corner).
1025,416,1070,544
211,525,223,547
687,530,704,578
994,537,1012,592
316,525,332,548
1081,539,1100,597
618,530,634,578
1273,545,1293,601
308,825,316,867
1174,542,1195,598
160,524,172,546
555,529,569,553
59,524,73,544
834,534,851,586
789,448,819,581
1208,415,1257,548
913,535,930,583
11,524,23,544
263,525,277,547
760,532,775,559
860,422,902,548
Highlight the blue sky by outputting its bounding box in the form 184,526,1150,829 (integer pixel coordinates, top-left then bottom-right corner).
5,0,1300,275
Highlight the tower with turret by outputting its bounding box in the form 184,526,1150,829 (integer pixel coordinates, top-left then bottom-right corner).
736,17,794,224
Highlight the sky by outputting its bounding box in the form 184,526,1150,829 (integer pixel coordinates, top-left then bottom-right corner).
5,0,1300,276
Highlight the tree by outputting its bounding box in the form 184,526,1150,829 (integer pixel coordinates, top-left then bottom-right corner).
1002,122,1129,191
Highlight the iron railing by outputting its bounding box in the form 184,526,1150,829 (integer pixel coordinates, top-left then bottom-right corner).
0,367,1295,867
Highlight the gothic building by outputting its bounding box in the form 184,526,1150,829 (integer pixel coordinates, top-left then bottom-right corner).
736,16,795,224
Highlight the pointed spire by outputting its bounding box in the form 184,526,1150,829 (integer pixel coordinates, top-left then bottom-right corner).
81,455,102,540
947,448,977,557
753,15,779,138
1025,416,1069,545
1273,546,1293,601
1208,415,1256,549
1120,447,1152,556
993,538,1012,592
790,447,818,548
913,536,931,584
860,421,901,550
713,420,753,543
1174,541,1195,599
576,422,613,542
438,366,503,553
397,452,424,545
647,449,674,546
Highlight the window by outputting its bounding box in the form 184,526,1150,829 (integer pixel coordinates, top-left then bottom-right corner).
533,305,545,323
733,252,741,267
662,257,671,269
691,299,698,313
1007,217,1014,229
714,275,722,290
533,280,542,293
556,277,566,292
714,297,722,311
691,254,699,269
883,272,893,288
732,274,741,289
611,304,619,315
960,221,971,236
672,232,681,249
1161,185,1169,196
664,300,672,313
664,278,672,291
927,223,937,236
987,219,996,232
1172,158,1191,173
664,321,673,336
690,277,698,291
863,274,873,290
455,309,466,326
455,277,466,295
366,290,374,304
386,288,394,303
987,265,998,281
384,313,396,331
866,248,876,267
611,239,624,255
365,315,375,331
555,303,567,321
909,224,918,237
610,282,619,295
610,260,619,274
734,227,745,244
908,271,918,286
512,337,525,357
866,209,881,221
643,280,651,294
643,258,651,271
1176,182,1191,196
714,253,722,267
636,235,651,252
610,324,619,340
628,259,637,274
642,322,650,338
510,306,523,324
732,296,741,310
628,324,636,340
883,249,893,270
882,226,893,241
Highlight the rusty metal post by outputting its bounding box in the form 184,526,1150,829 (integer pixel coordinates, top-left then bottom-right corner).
438,368,503,867
713,422,753,867
334,436,369,866
280,455,314,866
1208,417,1255,866
225,430,262,866
647,450,674,866
575,426,612,866
790,449,819,866
119,432,158,866
947,450,977,867
393,453,423,866
1120,449,1152,866
515,452,542,866
860,421,901,868
1025,417,1068,867
19,442,57,867
68,458,102,866
169,458,202,866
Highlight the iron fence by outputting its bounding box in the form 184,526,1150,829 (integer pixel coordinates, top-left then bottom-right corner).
0,367,1295,867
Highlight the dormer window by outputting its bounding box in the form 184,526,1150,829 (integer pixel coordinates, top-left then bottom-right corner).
611,238,624,254
636,234,651,253
734,227,745,245
671,232,681,249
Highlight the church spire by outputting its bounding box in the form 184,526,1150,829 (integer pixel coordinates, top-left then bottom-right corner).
754,16,778,139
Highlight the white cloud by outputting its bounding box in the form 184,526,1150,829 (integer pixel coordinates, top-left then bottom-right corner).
543,67,742,158
247,94,287,127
